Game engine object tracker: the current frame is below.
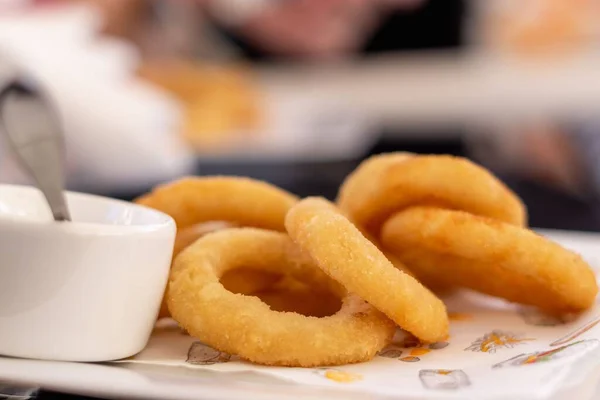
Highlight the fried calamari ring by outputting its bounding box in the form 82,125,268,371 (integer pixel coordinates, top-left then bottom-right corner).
136,177,298,320
174,222,337,296
337,154,527,236
174,221,281,295
160,268,281,319
285,197,449,343
168,228,395,367
135,176,298,231
157,221,280,319
381,207,598,313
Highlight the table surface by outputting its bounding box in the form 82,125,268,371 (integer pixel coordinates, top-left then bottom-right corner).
33,137,600,399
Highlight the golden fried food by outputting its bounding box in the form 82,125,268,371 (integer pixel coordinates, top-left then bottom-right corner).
336,153,527,294
334,157,420,279
176,221,279,288
285,197,449,343
175,221,281,295
158,268,280,320
254,275,342,318
161,221,280,319
137,177,299,320
169,206,338,319
135,176,298,231
360,219,453,295
337,153,527,236
337,152,414,221
159,221,238,319
168,228,395,367
138,61,263,150
173,221,237,257
381,207,598,314
141,151,595,368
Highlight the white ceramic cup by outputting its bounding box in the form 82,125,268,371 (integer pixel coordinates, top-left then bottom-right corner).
0,184,176,362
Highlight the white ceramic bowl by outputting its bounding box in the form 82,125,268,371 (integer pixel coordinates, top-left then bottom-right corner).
0,184,176,362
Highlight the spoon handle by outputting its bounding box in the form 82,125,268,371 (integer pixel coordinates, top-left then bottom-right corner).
0,80,71,222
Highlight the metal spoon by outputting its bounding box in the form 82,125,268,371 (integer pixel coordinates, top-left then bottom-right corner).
0,78,71,222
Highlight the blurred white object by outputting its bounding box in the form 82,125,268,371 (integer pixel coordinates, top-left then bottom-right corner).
0,184,175,361
0,3,195,193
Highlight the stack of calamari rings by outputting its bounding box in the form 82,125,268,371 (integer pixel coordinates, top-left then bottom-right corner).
135,153,598,367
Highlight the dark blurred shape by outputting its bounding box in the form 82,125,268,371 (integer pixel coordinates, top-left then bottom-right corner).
37,391,98,400
364,0,466,52
221,0,466,61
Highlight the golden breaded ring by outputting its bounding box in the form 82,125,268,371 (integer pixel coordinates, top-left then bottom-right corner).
337,154,527,236
173,223,334,297
285,197,449,343
381,207,598,314
157,221,280,319
174,222,281,295
168,228,395,367
136,177,298,320
135,176,298,231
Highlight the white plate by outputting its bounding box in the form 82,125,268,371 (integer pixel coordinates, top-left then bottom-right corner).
1,228,599,400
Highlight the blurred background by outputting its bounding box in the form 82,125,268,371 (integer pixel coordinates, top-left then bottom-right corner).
2,0,600,231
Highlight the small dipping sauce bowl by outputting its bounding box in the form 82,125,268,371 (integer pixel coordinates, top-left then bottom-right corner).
0,184,176,362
